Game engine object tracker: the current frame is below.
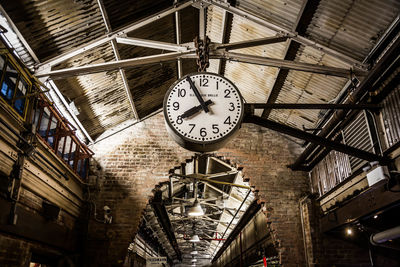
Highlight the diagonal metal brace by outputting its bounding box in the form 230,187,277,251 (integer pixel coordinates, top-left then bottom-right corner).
243,115,391,167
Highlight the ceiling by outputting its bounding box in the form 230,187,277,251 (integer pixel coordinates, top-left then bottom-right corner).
0,0,398,142
140,154,255,265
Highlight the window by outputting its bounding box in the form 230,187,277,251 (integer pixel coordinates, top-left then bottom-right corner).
0,55,31,120
1,61,17,102
381,86,400,148
309,111,377,196
14,76,29,115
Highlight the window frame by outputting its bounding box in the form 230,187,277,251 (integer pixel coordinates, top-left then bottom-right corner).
0,53,32,121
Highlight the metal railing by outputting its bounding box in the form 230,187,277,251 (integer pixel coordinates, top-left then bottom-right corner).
0,43,93,180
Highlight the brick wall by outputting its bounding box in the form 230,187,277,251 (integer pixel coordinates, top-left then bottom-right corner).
88,113,309,267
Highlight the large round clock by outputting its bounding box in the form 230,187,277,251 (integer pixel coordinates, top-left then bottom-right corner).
163,72,244,152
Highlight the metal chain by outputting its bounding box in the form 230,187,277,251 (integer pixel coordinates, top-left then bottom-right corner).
194,36,210,72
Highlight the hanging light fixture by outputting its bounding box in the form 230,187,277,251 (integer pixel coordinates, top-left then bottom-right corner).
189,234,200,242
188,181,204,216
188,199,204,216
192,259,197,263
190,250,198,255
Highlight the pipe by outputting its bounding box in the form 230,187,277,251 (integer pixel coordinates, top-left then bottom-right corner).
239,232,243,267
370,226,400,245
299,196,310,267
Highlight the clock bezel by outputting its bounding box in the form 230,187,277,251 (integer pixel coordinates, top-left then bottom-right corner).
163,72,245,152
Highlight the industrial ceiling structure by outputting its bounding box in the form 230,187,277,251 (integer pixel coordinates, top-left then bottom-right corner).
1,0,398,142
0,0,400,266
140,155,255,265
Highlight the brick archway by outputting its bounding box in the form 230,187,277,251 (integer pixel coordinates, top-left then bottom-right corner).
87,113,308,267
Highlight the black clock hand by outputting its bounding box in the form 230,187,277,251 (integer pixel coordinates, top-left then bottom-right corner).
181,99,213,119
186,76,209,113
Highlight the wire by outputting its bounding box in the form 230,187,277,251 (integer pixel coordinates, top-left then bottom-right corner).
368,243,375,267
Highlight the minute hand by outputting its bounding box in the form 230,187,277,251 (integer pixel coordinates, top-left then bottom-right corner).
186,76,209,113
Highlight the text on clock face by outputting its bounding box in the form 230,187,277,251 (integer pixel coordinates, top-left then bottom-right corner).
165,73,243,143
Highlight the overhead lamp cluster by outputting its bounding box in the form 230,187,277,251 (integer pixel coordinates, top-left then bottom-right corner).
187,181,205,265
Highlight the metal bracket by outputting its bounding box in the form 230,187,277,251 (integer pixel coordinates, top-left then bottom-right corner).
244,115,391,167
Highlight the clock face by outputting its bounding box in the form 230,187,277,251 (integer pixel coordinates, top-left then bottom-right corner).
163,72,244,150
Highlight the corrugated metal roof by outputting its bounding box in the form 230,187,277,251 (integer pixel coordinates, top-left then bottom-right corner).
307,0,400,62
225,14,288,107
2,0,399,137
3,0,106,62
236,0,304,31
0,12,36,70
52,42,133,138
269,44,349,129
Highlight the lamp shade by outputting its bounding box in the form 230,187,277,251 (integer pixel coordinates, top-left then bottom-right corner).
192,259,197,262
189,234,200,242
190,250,198,255
188,199,204,216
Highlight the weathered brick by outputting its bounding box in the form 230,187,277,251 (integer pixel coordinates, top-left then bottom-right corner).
87,114,309,266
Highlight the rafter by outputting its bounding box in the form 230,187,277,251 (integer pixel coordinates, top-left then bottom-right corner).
262,0,320,118
215,35,288,51
202,0,365,68
35,51,195,79
211,51,367,78
97,0,139,120
244,115,390,165
115,37,192,52
34,0,194,70
174,0,183,78
217,0,234,75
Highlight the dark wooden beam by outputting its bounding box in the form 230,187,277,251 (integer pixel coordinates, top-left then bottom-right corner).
262,0,321,118
244,115,391,165
246,103,381,110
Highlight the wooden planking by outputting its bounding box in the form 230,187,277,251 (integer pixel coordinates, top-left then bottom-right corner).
21,167,82,217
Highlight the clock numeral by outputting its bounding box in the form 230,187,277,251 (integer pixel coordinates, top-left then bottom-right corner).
173,102,180,111
176,116,183,125
189,124,196,133
224,116,231,125
178,88,186,97
229,102,235,111
216,81,219,90
212,124,219,134
224,89,231,98
200,127,207,137
200,78,209,87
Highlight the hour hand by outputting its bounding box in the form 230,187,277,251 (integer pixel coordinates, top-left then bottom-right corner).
186,76,209,113
181,100,213,119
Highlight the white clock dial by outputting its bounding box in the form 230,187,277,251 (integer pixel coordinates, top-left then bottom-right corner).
163,72,244,151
